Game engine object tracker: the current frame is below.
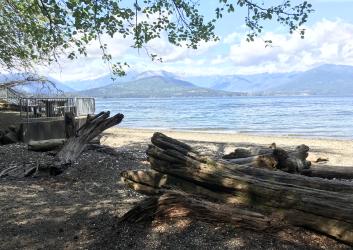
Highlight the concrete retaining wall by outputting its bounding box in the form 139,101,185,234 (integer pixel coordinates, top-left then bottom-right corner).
19,116,87,142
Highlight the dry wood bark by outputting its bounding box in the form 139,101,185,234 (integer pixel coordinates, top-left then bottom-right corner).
122,132,353,245
301,165,353,179
119,190,273,231
222,145,276,159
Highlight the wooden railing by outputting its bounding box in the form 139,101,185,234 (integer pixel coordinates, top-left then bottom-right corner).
20,97,95,119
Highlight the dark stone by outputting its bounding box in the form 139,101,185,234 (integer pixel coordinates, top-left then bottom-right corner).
1,131,19,144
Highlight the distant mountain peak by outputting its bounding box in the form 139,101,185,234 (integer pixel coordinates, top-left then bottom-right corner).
76,73,242,98
135,70,177,80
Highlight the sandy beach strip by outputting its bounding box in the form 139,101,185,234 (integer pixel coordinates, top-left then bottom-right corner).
102,127,353,167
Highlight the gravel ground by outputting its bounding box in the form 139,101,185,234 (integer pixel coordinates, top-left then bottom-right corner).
0,142,351,250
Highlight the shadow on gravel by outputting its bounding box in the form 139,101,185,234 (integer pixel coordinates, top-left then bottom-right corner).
0,142,351,250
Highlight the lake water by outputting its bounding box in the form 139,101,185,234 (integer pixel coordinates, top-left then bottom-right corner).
95,96,353,139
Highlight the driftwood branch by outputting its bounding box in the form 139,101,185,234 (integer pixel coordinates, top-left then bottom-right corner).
55,111,124,165
2,111,124,178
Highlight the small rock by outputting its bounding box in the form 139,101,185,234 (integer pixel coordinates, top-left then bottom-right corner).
8,125,17,133
315,157,329,163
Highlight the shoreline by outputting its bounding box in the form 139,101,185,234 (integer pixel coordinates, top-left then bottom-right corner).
102,127,353,167
114,125,353,141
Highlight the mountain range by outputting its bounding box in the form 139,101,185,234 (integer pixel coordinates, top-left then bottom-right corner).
2,64,353,97
179,64,353,95
75,76,244,98
65,64,353,97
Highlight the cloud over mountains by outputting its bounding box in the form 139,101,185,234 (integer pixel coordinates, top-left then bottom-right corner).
41,19,353,81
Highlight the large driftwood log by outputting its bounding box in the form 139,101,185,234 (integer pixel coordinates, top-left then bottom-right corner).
123,132,353,245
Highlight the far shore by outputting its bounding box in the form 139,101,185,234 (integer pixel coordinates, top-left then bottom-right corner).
102,127,353,167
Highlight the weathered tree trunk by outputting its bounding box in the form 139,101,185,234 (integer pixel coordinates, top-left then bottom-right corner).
122,132,353,245
56,111,124,165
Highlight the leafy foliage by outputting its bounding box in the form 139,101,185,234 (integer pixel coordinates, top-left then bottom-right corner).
0,0,313,75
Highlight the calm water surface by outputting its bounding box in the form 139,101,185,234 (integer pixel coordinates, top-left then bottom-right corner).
95,96,353,139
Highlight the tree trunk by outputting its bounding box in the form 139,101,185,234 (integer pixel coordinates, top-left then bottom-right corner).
123,132,353,245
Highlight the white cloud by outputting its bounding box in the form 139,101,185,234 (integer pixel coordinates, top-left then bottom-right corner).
38,18,353,80
40,31,218,81
226,19,353,73
146,36,219,62
39,33,134,81
223,32,242,44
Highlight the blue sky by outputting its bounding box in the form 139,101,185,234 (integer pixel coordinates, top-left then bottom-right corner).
44,0,353,81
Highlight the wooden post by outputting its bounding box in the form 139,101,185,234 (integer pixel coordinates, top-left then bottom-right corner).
64,112,76,138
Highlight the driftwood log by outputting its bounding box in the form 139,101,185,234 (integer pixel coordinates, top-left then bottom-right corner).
223,144,311,173
224,144,353,180
28,139,66,152
28,136,102,153
1,111,124,178
55,111,123,165
121,132,353,246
